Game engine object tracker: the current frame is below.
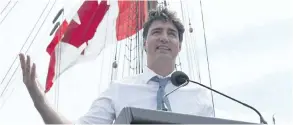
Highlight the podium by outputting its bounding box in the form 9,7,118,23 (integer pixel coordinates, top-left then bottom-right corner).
114,107,257,124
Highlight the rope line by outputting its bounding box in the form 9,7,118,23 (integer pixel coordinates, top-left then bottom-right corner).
0,0,11,16
199,0,215,117
0,1,54,98
0,1,18,27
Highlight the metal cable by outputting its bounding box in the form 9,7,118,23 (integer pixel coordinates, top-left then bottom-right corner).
199,0,215,116
0,0,11,16
0,0,56,97
0,1,17,27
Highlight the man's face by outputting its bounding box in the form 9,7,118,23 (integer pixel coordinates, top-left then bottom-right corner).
144,20,181,62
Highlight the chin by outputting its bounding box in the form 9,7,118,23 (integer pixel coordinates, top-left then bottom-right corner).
156,54,173,60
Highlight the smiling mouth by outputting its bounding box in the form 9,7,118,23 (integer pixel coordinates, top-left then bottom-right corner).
156,46,171,51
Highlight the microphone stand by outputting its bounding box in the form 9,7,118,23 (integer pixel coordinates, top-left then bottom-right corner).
162,81,189,111
188,79,267,124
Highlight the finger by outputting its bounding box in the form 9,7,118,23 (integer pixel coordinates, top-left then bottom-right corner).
19,53,26,76
26,55,31,75
30,63,36,82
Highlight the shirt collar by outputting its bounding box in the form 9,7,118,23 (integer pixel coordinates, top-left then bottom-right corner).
142,66,175,84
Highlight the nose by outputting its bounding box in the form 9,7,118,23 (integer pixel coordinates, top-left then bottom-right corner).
159,33,169,44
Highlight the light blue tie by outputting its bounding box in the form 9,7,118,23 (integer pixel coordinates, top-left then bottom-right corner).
151,76,172,111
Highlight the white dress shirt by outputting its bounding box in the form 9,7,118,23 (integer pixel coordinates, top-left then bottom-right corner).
77,67,215,124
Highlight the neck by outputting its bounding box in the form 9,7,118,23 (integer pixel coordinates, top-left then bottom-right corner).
148,59,175,77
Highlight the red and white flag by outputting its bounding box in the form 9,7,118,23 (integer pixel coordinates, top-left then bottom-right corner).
45,0,154,92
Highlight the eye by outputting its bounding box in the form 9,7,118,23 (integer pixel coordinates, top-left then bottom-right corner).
152,30,160,35
169,32,177,37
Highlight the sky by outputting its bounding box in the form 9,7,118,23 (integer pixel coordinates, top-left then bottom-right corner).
0,0,292,124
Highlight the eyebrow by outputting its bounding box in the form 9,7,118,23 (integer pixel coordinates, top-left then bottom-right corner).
168,28,177,33
151,27,178,33
150,27,163,32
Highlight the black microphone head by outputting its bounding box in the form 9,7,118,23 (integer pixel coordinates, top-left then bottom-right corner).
171,71,189,86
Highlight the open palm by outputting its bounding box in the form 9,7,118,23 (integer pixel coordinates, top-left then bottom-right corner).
19,53,45,104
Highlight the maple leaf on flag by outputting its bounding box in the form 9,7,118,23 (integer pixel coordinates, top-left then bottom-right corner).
45,0,155,92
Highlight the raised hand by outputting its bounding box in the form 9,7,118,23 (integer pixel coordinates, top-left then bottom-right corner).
19,53,45,105
18,53,70,124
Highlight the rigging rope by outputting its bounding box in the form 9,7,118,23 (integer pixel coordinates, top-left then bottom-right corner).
111,21,120,81
0,87,14,110
127,23,131,75
0,1,17,27
0,0,11,16
0,0,42,86
54,7,66,111
116,42,122,77
98,8,110,94
121,2,141,77
0,1,55,98
182,0,202,84
139,1,144,74
122,36,127,77
111,3,121,81
179,0,194,79
199,0,215,116
135,2,139,74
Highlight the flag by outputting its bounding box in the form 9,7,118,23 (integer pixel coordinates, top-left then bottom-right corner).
45,0,155,93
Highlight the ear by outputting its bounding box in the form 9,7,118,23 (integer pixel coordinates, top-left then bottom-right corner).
143,39,147,52
179,42,182,52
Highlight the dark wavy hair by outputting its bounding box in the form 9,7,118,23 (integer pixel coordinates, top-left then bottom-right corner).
143,7,185,43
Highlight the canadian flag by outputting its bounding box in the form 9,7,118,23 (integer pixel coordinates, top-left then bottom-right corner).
45,0,156,92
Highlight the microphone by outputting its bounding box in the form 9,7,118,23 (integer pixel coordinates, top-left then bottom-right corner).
161,75,189,111
171,71,268,124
